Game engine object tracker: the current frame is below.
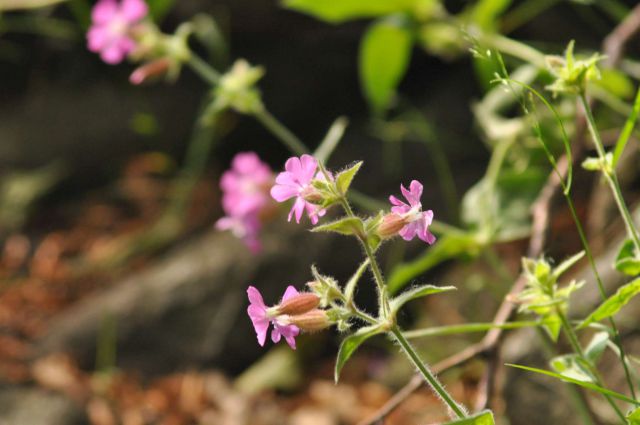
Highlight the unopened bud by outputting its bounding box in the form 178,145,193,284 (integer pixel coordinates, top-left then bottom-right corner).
286,309,330,332
129,58,172,85
276,293,320,315
377,213,406,238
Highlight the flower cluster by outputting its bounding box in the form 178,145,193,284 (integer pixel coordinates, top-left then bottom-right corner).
247,285,328,349
87,0,148,64
215,152,275,252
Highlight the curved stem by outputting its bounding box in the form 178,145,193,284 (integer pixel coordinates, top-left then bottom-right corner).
391,326,467,419
186,54,220,86
253,109,309,157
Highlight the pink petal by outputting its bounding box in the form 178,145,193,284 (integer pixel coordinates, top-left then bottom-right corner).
121,0,148,22
247,286,266,310
389,195,408,208
284,157,302,178
281,285,299,302
399,222,419,241
87,26,110,51
275,171,297,187
271,184,298,202
289,197,306,223
400,180,422,207
299,154,318,182
100,43,127,64
91,0,118,24
271,326,282,343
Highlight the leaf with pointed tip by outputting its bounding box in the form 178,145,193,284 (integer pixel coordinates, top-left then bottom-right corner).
390,284,456,314
552,251,585,279
615,239,640,276
628,407,640,424
578,277,640,329
336,161,363,195
443,410,495,425
312,217,364,237
283,0,426,24
507,364,640,405
550,354,595,383
335,325,382,383
344,259,370,304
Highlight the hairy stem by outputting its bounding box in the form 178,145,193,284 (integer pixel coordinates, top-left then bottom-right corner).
391,326,467,419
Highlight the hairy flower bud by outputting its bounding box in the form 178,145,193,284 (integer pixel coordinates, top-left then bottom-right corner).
276,293,320,315
376,213,407,238
285,309,330,332
129,58,172,85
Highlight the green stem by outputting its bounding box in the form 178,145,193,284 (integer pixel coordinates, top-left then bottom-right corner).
579,93,640,252
478,32,546,68
254,109,309,157
186,54,221,86
557,310,627,422
391,326,467,419
404,320,541,339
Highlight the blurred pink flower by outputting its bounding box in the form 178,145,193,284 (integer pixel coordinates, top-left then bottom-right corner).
389,180,436,244
247,285,300,349
215,152,274,253
270,154,326,224
87,0,148,64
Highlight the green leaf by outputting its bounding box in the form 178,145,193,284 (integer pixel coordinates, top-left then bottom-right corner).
148,0,176,21
344,259,370,304
468,0,512,31
335,325,382,382
628,407,640,424
584,331,609,363
390,284,456,314
359,17,413,114
541,312,561,342
336,161,363,195
615,239,640,276
507,364,640,405
443,410,495,425
0,0,66,10
550,354,595,383
552,251,585,279
283,0,425,24
387,232,481,294
579,277,640,328
312,217,365,237
595,68,634,99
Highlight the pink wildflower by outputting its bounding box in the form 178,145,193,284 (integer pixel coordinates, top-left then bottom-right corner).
87,0,148,64
270,154,326,224
388,180,436,244
247,286,300,349
215,152,274,253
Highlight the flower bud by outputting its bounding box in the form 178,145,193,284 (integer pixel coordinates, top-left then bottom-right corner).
129,58,172,85
276,293,320,316
286,309,330,332
376,213,406,238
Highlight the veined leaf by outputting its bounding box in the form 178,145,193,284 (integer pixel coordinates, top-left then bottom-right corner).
312,217,364,237
584,331,609,363
390,284,456,314
507,364,640,405
335,325,382,382
443,410,495,425
628,407,640,424
359,17,413,115
578,277,640,328
336,161,363,195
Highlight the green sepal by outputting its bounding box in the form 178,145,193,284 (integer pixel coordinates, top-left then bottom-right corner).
615,239,640,276
344,259,370,305
335,325,382,383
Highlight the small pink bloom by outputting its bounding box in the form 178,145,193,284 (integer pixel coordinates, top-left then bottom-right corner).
247,285,300,349
389,180,436,244
87,0,148,64
215,152,274,253
270,154,326,224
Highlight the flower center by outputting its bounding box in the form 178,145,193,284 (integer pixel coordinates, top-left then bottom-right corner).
108,15,128,36
402,204,423,223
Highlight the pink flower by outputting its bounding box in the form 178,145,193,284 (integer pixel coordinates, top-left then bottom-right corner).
270,154,326,224
215,152,274,253
389,180,436,244
247,286,300,349
221,152,273,217
87,0,148,64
